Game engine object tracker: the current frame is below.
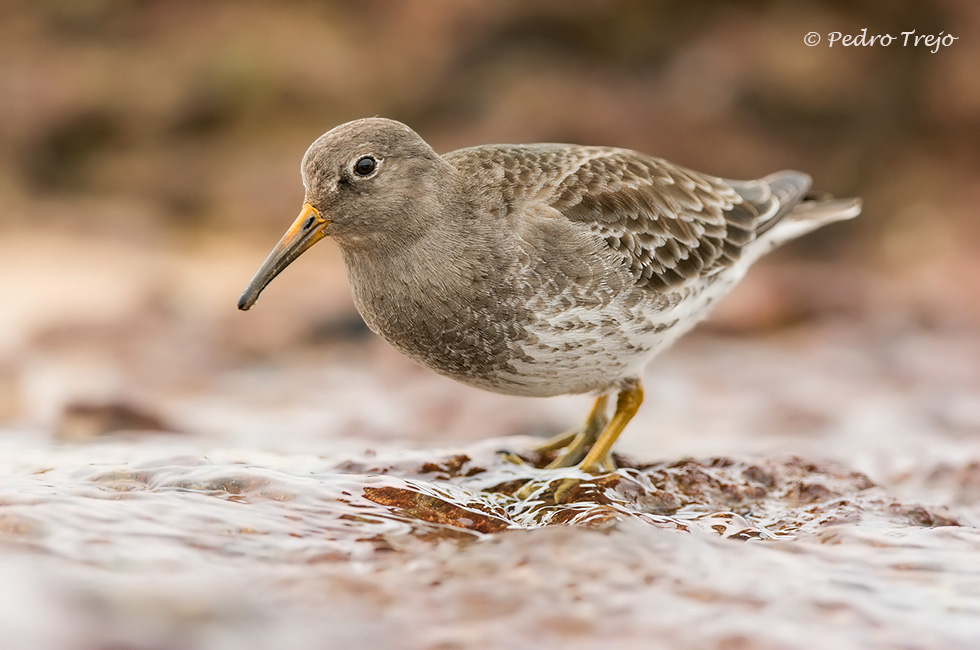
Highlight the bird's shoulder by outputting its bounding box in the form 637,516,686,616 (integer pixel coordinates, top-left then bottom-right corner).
444,143,599,210
444,144,761,292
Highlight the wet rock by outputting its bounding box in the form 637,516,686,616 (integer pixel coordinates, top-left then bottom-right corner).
363,486,510,535
320,446,959,542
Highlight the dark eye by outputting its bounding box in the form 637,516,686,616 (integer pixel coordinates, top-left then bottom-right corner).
354,156,376,176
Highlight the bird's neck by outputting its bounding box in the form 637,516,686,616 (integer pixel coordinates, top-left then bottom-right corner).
340,220,489,298
337,196,508,340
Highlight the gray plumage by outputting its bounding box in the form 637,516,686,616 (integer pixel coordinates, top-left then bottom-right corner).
243,117,861,402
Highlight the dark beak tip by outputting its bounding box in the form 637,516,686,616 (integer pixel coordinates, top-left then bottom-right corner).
237,204,324,314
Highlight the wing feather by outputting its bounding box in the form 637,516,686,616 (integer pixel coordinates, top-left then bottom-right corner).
445,144,813,293
548,150,765,291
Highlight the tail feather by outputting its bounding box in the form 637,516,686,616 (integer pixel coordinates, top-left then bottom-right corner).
730,170,861,249
764,170,812,222
764,196,862,248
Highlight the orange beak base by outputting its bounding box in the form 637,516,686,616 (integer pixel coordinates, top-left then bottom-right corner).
238,202,329,310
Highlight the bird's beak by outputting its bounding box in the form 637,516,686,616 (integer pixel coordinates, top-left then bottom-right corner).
238,202,330,310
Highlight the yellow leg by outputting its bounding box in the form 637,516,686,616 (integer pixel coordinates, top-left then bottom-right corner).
578,380,643,473
532,429,578,454
544,395,609,468
502,396,606,468
533,395,609,454
513,385,641,502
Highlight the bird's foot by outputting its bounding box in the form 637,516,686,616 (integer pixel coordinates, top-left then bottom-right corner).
513,470,618,504
545,437,621,471
513,453,616,502
550,477,582,504
513,475,574,502
500,422,601,470
496,450,532,467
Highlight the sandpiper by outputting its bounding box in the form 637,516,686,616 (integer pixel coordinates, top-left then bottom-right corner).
239,118,860,473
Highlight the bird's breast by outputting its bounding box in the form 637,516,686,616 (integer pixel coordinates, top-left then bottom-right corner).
344,251,535,392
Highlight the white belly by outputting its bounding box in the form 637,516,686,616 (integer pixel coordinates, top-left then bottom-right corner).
494,266,747,397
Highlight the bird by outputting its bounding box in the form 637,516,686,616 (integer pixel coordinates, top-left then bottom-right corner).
238,117,860,474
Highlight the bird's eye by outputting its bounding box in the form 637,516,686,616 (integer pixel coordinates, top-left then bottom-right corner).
354,156,377,176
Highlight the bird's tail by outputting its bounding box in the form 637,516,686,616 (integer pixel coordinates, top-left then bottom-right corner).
733,171,862,252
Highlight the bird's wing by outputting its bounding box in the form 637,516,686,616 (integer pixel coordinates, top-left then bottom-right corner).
446,145,810,292
545,148,811,292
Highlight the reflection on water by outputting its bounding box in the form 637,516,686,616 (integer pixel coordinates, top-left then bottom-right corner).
1,433,977,649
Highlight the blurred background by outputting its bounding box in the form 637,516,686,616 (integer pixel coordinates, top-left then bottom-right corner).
1,0,978,446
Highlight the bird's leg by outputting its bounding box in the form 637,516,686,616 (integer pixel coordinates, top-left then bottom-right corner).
531,429,579,454
543,382,643,503
578,379,643,473
541,395,610,468
501,401,604,469
513,395,606,499
513,387,639,502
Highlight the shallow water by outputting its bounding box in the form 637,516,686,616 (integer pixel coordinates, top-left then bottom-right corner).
1,425,978,650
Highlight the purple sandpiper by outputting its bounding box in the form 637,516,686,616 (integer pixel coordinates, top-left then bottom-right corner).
239,118,860,473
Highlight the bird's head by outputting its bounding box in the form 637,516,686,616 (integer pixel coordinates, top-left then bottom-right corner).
238,118,451,310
